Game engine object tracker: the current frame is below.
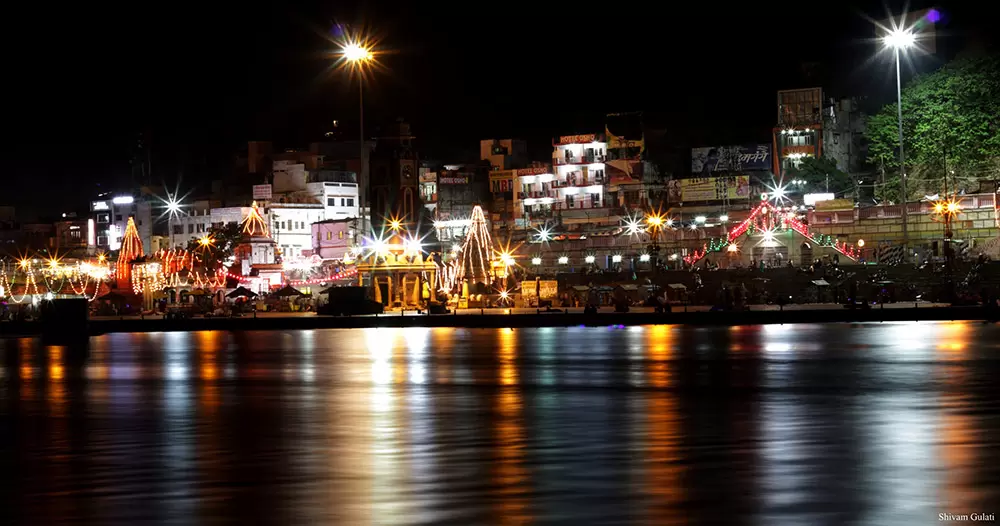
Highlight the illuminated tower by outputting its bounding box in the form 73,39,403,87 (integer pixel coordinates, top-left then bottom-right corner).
456,205,494,286
116,217,144,290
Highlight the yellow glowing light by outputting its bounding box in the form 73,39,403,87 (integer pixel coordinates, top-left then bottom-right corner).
199,235,214,247
934,202,945,214
97,253,107,263
858,239,866,247
18,259,29,269
342,42,373,63
946,201,960,214
646,214,663,227
727,243,739,253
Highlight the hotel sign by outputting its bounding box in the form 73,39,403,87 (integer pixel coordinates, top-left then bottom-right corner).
557,134,596,145
439,176,468,185
516,166,550,177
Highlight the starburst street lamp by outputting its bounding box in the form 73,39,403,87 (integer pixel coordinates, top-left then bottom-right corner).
337,36,377,238
884,27,916,250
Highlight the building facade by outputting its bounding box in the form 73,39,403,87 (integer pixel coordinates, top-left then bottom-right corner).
772,88,824,177
90,194,153,254
268,203,326,259
369,120,420,229
480,139,528,172
311,219,354,260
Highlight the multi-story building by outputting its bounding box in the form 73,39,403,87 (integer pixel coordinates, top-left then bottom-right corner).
822,97,867,177
268,203,326,259
369,120,420,229
481,139,528,172
518,134,612,228
311,219,354,260
167,204,242,249
433,163,490,243
90,194,153,254
772,88,824,178
54,217,89,253
418,163,438,217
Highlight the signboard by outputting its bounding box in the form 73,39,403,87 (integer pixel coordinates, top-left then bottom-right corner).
814,198,854,211
490,170,515,194
521,280,559,301
557,134,597,145
691,145,771,174
516,166,550,177
253,184,273,200
419,172,436,183
439,176,468,185
667,177,749,202
667,176,751,202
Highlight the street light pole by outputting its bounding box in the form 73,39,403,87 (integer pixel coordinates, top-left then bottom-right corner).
359,76,366,238
894,46,908,251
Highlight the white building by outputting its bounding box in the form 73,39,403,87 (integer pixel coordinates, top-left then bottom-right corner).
270,162,360,222
268,203,325,259
90,194,153,254
168,205,249,250
519,134,608,226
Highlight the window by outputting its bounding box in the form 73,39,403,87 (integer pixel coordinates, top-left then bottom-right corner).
197,224,205,233
70,230,81,239
346,198,354,207
172,225,183,235
325,231,332,241
97,214,109,223
338,231,344,239
188,224,194,234
115,215,123,222
97,236,108,246
341,198,346,206
327,197,337,207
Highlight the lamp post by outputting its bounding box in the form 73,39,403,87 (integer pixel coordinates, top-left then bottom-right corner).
883,28,915,250
341,42,375,238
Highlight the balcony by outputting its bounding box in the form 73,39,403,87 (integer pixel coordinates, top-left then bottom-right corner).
554,155,605,166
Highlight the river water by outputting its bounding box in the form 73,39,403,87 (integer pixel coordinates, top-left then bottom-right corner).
2,322,999,525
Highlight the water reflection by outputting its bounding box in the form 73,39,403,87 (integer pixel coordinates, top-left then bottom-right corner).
3,321,1000,524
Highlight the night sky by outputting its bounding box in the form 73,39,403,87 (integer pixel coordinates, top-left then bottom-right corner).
2,0,995,219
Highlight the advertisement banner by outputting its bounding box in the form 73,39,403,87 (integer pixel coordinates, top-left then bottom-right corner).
490,170,515,194
667,176,751,202
691,145,771,174
607,159,644,185
521,280,559,301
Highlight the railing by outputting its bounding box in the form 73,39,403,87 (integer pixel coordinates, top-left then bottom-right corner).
553,155,605,165
813,193,997,224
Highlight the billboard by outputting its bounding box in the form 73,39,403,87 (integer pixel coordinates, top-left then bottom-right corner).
691,145,771,174
667,176,751,203
252,184,272,200
489,170,515,194
521,280,559,301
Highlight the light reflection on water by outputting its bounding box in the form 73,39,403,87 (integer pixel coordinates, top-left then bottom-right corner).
3,322,1000,524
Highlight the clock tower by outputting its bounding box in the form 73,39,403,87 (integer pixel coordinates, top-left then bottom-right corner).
369,119,419,232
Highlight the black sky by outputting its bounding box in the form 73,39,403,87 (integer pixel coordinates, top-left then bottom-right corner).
1,0,996,218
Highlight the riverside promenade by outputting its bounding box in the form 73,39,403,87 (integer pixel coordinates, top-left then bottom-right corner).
0,302,987,337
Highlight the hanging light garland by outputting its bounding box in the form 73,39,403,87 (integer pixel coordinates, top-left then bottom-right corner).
242,201,269,237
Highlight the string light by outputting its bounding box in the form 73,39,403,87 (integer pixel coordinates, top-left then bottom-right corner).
116,217,144,289
455,205,495,288
242,201,269,237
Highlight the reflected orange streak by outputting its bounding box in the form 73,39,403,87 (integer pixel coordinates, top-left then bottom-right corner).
936,321,970,357
47,346,67,418
433,328,453,384
645,393,685,525
647,325,672,388
493,388,531,524
498,329,518,386
19,339,34,401
940,395,978,509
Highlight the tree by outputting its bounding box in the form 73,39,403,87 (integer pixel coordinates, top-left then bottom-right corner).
786,156,853,196
187,222,242,271
867,54,1000,201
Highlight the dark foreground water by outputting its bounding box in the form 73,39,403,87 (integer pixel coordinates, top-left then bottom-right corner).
2,322,1000,525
